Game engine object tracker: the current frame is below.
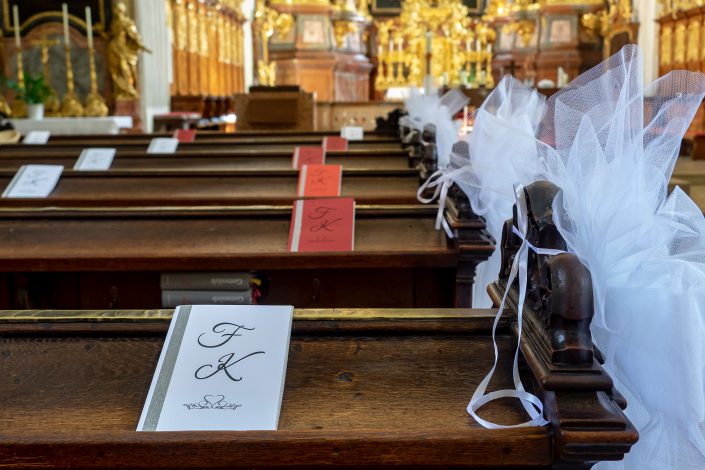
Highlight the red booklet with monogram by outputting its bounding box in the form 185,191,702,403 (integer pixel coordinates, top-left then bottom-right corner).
292,146,325,169
322,136,348,152
173,129,197,143
297,164,342,198
288,197,355,252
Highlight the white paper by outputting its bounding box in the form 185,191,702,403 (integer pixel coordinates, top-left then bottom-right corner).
22,130,51,145
74,148,116,171
147,137,179,154
340,126,364,141
2,164,63,198
137,305,294,431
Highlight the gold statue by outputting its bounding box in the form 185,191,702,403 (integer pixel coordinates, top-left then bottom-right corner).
107,2,151,99
253,0,293,87
31,36,61,116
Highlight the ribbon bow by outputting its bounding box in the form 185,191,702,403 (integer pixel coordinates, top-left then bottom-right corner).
467,184,564,429
417,169,454,239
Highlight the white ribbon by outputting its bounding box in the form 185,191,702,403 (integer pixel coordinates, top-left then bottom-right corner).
467,184,564,429
402,128,418,144
417,169,454,238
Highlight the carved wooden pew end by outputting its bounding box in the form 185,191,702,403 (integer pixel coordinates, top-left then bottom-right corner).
489,180,638,467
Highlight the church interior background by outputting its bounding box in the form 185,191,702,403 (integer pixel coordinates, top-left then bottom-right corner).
0,0,669,133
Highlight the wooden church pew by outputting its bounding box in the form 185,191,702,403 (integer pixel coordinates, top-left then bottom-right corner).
0,150,412,171
0,183,636,468
43,129,400,142
0,140,403,153
0,202,492,310
3,131,403,152
0,169,422,207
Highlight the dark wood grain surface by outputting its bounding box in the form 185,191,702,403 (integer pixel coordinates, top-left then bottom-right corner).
0,153,410,171
0,309,552,468
0,171,421,207
1,140,401,153
0,207,452,272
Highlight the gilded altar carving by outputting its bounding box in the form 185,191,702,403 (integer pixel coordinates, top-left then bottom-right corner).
187,1,199,54
175,0,188,51
687,19,700,63
107,2,151,99
661,24,673,66
253,0,293,86
675,22,686,64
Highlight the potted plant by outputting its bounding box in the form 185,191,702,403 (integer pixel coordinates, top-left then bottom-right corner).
8,73,52,120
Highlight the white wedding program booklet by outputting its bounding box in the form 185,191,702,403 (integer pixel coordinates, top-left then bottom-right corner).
147,137,179,154
137,305,294,431
74,148,116,171
2,164,63,198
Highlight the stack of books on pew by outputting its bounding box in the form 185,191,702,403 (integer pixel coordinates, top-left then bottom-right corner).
160,272,256,308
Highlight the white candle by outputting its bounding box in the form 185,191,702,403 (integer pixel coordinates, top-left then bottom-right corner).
465,38,470,51
475,38,481,51
397,38,402,54
388,39,393,53
487,43,492,54
62,3,70,46
12,5,20,48
85,6,93,49
425,31,432,54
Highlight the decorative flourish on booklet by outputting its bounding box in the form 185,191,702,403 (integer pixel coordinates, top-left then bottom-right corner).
183,395,242,411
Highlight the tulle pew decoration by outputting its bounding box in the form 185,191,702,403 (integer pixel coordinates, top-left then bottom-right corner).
419,44,705,469
400,87,469,168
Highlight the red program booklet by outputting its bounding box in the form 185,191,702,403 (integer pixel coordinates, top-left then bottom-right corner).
173,129,197,143
297,164,342,198
292,146,325,169
322,136,348,152
288,197,355,252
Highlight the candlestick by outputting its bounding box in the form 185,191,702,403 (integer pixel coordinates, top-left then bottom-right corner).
85,6,93,50
62,3,70,46
61,49,84,117
84,6,107,117
12,5,20,48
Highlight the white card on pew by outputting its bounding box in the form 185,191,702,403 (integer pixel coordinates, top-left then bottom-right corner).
2,164,63,198
147,137,179,154
137,304,293,431
22,131,51,145
74,148,116,171
340,126,364,141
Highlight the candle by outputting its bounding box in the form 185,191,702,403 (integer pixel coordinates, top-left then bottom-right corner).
85,6,93,49
487,43,492,54
425,31,432,54
62,3,70,45
397,38,402,54
475,38,481,52
465,38,470,51
12,5,20,48
388,39,393,53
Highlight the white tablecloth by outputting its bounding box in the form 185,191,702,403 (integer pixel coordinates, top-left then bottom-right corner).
10,116,133,135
